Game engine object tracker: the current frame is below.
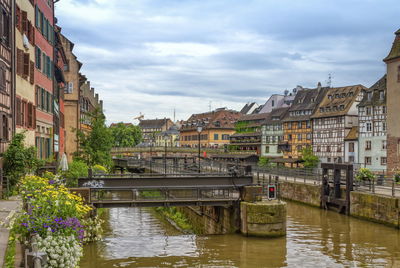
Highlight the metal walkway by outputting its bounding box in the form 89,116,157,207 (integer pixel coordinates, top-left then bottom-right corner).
77,174,253,208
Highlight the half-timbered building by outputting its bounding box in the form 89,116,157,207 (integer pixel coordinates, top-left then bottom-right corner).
0,0,14,156
358,76,387,171
281,85,328,166
312,85,365,163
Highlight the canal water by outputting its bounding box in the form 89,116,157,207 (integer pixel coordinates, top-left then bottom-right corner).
81,202,400,267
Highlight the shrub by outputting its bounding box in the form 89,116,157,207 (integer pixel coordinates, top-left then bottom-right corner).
62,161,89,187
355,168,375,181
92,164,107,174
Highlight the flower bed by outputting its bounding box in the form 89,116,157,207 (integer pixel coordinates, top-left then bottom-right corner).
12,175,102,267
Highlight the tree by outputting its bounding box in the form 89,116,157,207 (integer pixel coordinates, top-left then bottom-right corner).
300,147,319,168
74,108,114,168
3,132,43,188
109,122,142,147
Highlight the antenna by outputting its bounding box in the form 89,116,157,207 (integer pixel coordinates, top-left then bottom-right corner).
326,73,332,87
209,101,212,112
173,108,176,122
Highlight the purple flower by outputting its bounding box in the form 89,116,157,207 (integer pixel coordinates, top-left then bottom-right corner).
49,180,55,185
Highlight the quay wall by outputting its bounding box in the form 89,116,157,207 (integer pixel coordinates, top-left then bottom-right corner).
274,179,400,228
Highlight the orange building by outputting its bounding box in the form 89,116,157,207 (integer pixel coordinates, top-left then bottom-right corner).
180,108,241,148
281,85,328,166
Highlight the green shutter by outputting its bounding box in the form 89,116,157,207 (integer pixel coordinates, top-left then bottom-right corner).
38,48,41,70
35,6,39,27
41,12,45,33
41,88,45,110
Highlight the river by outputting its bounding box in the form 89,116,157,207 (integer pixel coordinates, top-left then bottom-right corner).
80,202,400,267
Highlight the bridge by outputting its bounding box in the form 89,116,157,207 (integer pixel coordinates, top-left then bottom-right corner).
77,174,253,208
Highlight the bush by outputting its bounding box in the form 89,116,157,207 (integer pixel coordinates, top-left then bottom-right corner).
62,161,89,187
355,168,375,181
258,156,270,167
92,164,107,174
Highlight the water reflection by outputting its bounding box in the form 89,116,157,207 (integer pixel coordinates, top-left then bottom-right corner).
81,202,400,268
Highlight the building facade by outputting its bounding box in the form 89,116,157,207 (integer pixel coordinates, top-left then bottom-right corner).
60,33,82,162
53,25,67,160
0,0,14,158
261,107,289,159
281,86,328,166
138,118,173,146
344,126,358,164
229,113,268,154
155,125,180,147
15,0,35,147
34,0,54,160
384,29,400,175
180,108,241,148
358,76,387,171
258,87,298,114
79,76,103,132
312,85,364,163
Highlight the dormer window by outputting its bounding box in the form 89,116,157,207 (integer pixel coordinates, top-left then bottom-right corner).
328,95,333,100
335,94,339,98
348,92,354,97
311,97,316,102
339,104,345,110
320,107,324,112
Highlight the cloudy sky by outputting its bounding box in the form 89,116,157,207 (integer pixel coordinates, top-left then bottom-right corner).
55,0,399,124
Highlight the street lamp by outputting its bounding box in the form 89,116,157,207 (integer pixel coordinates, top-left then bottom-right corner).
197,123,203,173
164,132,169,175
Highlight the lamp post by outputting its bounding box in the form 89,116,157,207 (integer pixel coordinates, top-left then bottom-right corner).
197,123,203,173
164,132,168,175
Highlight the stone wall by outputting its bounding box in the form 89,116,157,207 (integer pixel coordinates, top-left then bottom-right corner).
279,181,321,207
350,191,399,228
177,205,239,234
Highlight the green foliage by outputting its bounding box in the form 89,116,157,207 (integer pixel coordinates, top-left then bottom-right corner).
110,122,142,147
74,108,114,168
62,160,89,187
356,168,376,181
395,174,400,184
156,207,192,232
3,132,43,189
92,164,108,174
300,147,319,168
234,121,254,133
258,156,271,167
228,144,239,151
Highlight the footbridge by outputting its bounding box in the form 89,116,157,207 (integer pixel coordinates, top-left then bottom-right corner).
76,174,253,208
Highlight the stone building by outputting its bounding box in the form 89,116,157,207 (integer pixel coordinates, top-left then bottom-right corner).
138,118,173,146
0,0,14,157
15,0,35,147
60,33,81,162
312,85,364,163
229,113,268,154
281,85,328,166
180,108,241,148
384,29,400,175
34,0,55,159
358,76,387,171
155,125,180,147
261,107,289,160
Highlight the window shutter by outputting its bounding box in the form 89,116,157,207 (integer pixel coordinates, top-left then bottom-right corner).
16,98,21,126
35,6,39,28
0,64,5,91
17,49,24,75
28,21,34,44
21,100,26,127
23,53,30,78
16,6,21,32
22,11,28,33
42,53,46,74
33,105,36,129
29,61,34,84
28,102,32,128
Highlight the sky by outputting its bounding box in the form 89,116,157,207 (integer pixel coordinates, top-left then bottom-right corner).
55,0,399,124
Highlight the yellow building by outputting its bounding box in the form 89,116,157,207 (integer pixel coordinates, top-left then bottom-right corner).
15,0,36,146
180,108,241,148
155,126,180,147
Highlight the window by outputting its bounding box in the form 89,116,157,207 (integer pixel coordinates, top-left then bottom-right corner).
288,134,292,141
287,122,292,130
317,146,321,152
0,8,10,46
367,92,372,101
381,157,387,165
383,122,387,131
349,142,354,152
365,157,372,165
306,133,311,140
337,146,342,152
214,134,219,140
2,114,8,140
379,90,385,100
0,62,5,92
382,140,387,150
271,100,274,107
265,146,269,153
327,146,331,152
297,134,302,141
382,106,387,114
366,107,371,115
366,122,372,132
222,134,229,140
365,140,371,150
298,121,302,129
349,156,354,163
297,145,302,151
